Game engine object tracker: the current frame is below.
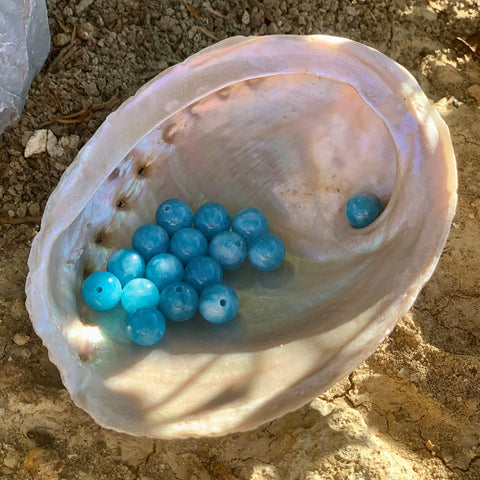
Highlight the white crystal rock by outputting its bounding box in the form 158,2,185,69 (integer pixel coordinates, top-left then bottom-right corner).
0,0,50,135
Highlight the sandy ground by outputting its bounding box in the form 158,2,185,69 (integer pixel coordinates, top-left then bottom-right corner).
0,0,479,479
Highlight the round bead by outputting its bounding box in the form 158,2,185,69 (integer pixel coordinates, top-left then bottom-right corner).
156,199,193,236
158,282,198,322
126,308,166,346
231,207,269,243
169,227,208,265
199,284,238,324
193,202,231,240
145,253,184,292
132,224,169,262
82,271,122,311
208,231,247,270
248,232,285,271
183,256,223,293
345,192,383,228
107,248,145,286
121,278,160,313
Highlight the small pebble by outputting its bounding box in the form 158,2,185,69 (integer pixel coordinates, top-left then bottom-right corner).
46,131,64,158
77,22,95,40
28,202,41,217
13,333,30,346
16,204,27,218
53,33,71,47
24,130,47,158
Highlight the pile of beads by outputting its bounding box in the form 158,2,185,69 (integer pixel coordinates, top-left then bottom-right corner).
82,199,286,346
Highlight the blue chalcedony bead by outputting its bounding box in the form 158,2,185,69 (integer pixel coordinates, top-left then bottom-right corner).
169,227,208,264
183,255,223,293
107,248,145,286
248,232,285,271
231,207,269,243
345,192,383,228
82,271,122,311
156,199,193,236
132,224,169,262
158,282,198,322
121,278,160,313
145,253,184,291
199,284,238,324
126,308,166,346
193,202,231,240
208,231,247,270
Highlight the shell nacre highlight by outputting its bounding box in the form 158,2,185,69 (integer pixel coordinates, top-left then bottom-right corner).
25,35,457,438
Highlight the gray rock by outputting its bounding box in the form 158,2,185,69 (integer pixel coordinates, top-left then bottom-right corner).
0,0,50,135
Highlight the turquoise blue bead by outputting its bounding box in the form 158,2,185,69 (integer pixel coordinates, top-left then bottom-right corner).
145,253,184,291
82,271,122,311
132,224,169,262
231,207,269,243
169,227,208,265
126,308,166,346
193,202,231,240
199,284,238,324
107,248,145,286
208,231,247,270
248,232,285,271
158,282,198,322
345,192,383,228
156,199,193,236
121,278,160,313
183,256,223,293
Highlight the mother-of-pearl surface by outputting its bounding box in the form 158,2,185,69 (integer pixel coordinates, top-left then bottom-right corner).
26,35,456,438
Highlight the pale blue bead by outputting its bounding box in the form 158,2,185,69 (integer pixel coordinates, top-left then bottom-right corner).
199,284,238,324
183,256,223,292
121,278,160,313
158,282,198,322
193,202,231,240
231,207,269,243
82,271,122,311
208,231,247,270
132,224,169,262
126,308,166,346
248,232,285,271
107,248,145,286
169,227,208,265
345,192,383,228
145,253,184,291
156,199,193,236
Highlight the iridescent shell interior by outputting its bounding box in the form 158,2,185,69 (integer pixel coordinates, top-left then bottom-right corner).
26,35,457,438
